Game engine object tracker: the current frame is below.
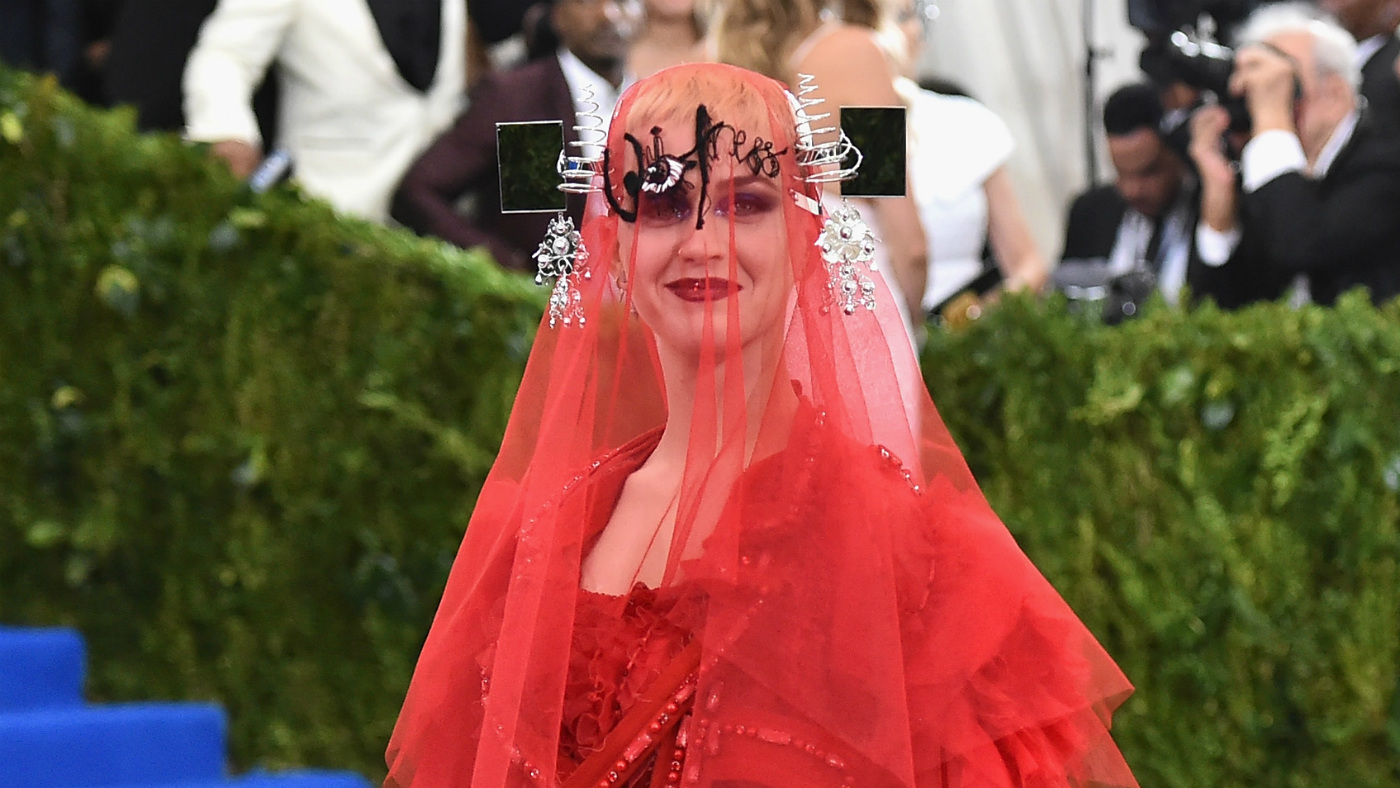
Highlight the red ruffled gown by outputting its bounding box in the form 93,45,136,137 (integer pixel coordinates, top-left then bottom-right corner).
552,423,1137,788
563,585,703,786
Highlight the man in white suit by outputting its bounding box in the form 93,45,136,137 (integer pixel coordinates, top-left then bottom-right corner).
183,0,466,222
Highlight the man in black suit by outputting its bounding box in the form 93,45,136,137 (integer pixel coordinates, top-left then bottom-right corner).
1190,4,1400,306
91,0,278,138
1060,84,1269,309
391,0,641,271
0,0,108,102
1317,0,1400,136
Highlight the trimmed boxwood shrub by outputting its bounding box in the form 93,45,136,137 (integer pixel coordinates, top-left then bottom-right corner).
3,69,1399,786
0,70,543,777
922,294,1400,788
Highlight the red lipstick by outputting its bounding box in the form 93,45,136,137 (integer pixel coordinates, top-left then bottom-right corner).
665,277,741,302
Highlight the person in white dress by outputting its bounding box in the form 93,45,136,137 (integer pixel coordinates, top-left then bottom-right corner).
884,0,1049,316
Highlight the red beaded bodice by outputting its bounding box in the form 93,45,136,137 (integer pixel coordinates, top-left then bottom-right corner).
560,584,705,786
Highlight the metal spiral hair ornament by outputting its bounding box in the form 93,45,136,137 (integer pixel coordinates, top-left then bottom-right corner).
789,75,878,315
535,88,606,328
556,86,607,195
790,74,863,184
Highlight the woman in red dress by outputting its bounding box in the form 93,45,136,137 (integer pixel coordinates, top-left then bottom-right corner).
385,62,1139,788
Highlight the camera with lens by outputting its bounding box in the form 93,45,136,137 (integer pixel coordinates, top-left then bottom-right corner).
1052,259,1161,325
1162,30,1255,132
1130,0,1264,132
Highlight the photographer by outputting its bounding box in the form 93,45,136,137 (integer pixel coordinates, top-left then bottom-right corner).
1062,85,1193,303
1191,3,1400,305
1058,83,1273,317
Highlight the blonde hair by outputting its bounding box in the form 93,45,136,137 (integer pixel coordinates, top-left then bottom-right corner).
711,0,888,81
609,64,801,174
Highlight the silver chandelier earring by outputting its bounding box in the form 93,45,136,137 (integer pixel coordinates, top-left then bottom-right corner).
816,202,878,314
789,74,877,315
533,214,589,327
532,87,606,328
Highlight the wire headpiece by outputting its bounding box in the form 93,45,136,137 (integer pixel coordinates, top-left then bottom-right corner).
556,85,606,194
790,74,863,184
532,87,606,328
785,75,879,314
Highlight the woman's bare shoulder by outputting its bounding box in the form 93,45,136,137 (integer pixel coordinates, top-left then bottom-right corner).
794,24,885,66
789,23,898,104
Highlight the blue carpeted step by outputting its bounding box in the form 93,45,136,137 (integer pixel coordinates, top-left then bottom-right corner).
0,625,372,788
192,770,374,788
0,625,85,711
0,702,226,788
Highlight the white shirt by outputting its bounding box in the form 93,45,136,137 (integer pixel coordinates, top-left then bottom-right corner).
1194,110,1359,305
1105,184,1195,306
1195,110,1360,265
1357,34,1390,70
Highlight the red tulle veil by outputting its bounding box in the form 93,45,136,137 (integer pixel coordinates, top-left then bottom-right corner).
385,62,1138,788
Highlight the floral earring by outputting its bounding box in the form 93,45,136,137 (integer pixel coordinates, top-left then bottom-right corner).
534,215,589,327
816,202,878,314
788,75,877,315
529,88,606,328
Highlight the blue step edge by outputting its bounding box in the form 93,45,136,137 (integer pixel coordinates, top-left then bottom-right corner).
230,771,374,788
0,702,227,788
156,771,374,788
0,625,86,711
0,625,372,788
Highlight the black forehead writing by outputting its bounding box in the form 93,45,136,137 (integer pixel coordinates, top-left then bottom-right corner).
603,104,789,228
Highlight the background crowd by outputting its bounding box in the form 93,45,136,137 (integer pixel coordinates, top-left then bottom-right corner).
2,0,1398,321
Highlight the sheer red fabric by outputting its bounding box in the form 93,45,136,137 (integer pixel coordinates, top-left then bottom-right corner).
385,63,1138,788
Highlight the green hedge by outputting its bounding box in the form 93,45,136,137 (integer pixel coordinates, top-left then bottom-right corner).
922,295,1400,788
0,71,544,777
3,70,1399,786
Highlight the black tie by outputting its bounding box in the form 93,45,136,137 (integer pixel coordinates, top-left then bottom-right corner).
1144,217,1166,272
